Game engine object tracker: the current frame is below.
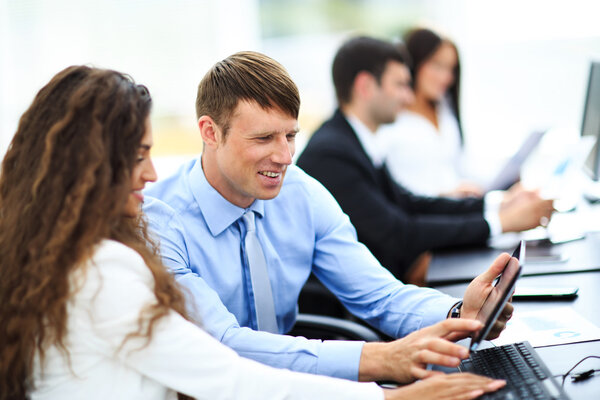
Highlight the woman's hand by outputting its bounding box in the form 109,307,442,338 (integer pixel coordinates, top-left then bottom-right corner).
383,373,506,400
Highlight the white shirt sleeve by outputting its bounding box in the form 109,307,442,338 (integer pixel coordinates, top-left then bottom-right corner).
483,191,505,236
84,241,384,400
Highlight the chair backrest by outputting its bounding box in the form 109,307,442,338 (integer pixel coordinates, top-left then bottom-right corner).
290,313,381,342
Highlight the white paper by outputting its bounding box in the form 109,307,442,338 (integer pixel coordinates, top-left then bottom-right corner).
492,306,600,347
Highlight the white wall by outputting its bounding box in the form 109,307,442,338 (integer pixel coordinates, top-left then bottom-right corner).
2,0,600,180
0,0,260,158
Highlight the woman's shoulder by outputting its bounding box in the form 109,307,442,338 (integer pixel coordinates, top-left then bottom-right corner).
94,239,142,257
70,240,154,313
398,109,428,123
380,110,432,136
92,239,144,263
87,239,151,282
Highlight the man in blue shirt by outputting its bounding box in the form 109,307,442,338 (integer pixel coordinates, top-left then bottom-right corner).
143,51,511,391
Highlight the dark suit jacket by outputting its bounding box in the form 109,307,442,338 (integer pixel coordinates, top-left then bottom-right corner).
297,110,490,279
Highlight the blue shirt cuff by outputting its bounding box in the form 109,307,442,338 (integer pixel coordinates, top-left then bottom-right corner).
317,340,364,380
419,295,461,328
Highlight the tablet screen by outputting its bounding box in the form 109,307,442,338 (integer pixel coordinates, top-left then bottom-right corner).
469,241,524,351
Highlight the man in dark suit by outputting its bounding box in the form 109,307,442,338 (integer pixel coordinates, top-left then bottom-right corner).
297,36,554,284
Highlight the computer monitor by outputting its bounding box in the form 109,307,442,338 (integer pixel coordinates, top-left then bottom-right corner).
581,61,600,180
583,139,599,181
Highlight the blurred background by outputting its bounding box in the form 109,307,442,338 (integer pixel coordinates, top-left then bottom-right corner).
2,0,600,180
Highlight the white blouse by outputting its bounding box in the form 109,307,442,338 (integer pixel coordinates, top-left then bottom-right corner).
31,240,383,400
377,100,464,196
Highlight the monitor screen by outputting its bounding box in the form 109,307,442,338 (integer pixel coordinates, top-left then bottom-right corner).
582,62,600,180
583,137,599,181
582,62,600,137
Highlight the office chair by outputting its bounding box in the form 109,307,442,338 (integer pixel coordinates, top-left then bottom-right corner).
295,274,383,342
290,314,381,342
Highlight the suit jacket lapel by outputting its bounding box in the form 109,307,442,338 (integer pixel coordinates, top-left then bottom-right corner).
332,110,385,186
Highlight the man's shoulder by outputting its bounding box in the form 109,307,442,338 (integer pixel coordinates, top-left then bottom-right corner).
278,165,337,207
144,158,198,217
282,165,321,193
144,158,196,201
276,165,349,233
311,113,352,143
299,113,357,163
143,196,179,220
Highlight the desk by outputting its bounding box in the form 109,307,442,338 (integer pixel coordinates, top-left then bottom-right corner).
432,268,600,398
427,201,600,285
426,232,600,286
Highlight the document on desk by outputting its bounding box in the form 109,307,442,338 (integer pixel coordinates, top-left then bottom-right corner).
492,306,600,347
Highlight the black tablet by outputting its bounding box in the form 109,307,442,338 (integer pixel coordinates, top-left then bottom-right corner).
469,241,525,351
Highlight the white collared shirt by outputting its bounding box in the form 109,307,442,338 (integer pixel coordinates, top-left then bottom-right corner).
346,114,386,168
376,101,463,196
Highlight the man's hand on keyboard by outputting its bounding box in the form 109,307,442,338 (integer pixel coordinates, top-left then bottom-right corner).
359,319,483,383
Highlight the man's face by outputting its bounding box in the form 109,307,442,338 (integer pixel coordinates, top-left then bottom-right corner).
204,101,298,208
369,60,414,125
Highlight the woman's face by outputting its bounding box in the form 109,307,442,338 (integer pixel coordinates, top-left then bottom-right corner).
123,117,157,218
415,41,458,102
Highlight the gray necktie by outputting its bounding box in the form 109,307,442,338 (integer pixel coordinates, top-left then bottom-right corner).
242,211,278,333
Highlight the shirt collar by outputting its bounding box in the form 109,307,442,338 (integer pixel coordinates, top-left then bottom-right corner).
345,113,385,168
188,157,265,237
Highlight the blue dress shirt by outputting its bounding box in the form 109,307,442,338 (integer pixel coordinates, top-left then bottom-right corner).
143,158,457,380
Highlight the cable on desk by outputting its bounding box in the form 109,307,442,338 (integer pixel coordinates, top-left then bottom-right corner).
550,355,600,387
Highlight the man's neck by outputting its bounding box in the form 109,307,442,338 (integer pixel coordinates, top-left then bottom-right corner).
200,154,254,209
340,104,379,134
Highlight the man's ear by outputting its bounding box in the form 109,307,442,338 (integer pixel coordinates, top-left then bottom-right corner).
198,115,220,148
353,71,376,101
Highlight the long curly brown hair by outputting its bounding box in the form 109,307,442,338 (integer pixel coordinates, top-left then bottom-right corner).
0,66,189,399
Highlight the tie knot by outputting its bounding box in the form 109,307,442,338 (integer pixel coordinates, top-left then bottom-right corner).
242,211,256,232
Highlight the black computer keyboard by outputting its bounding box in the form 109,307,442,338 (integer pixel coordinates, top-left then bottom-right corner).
459,341,569,399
